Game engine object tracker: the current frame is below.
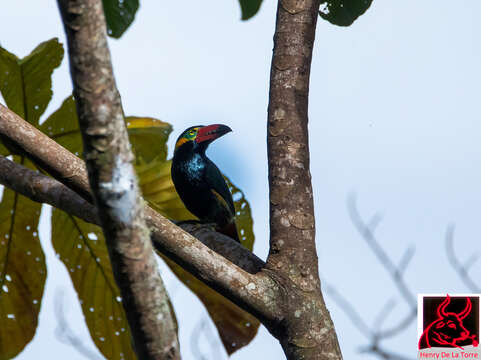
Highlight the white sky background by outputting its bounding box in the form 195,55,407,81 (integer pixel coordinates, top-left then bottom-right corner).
1,1,481,359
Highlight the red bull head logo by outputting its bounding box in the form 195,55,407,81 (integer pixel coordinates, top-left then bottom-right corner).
418,295,478,349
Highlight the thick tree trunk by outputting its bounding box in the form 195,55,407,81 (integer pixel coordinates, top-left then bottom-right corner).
0,0,344,357
265,0,343,358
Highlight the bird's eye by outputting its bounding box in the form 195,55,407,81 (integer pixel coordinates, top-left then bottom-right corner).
188,130,196,136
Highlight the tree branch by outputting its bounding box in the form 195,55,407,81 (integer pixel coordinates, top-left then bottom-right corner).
0,103,279,326
1,0,348,356
54,288,104,360
0,155,97,223
322,196,419,359
267,0,320,291
445,225,480,292
348,195,417,310
0,153,264,274
265,0,342,358
56,0,180,358
347,195,417,340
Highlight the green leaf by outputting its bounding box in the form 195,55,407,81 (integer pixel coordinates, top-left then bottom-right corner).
51,209,136,360
41,97,171,163
43,93,260,353
319,0,373,26
102,0,139,38
0,41,61,356
0,48,20,116
0,38,63,126
238,0,263,20
137,158,260,354
225,177,255,246
40,96,83,157
127,117,172,163
0,142,8,156
44,113,174,359
0,158,45,359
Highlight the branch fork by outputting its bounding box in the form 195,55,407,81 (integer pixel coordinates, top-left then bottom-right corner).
0,0,343,358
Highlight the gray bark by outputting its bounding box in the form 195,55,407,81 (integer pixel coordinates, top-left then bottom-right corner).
56,0,180,358
0,0,345,357
265,0,343,358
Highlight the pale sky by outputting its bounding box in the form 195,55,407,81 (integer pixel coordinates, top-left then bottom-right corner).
1,1,481,359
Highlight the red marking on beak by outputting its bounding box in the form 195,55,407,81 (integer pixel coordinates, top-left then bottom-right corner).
195,124,232,144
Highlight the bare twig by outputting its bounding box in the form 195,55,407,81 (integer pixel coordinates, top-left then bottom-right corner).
360,345,415,360
322,282,372,337
190,316,222,360
322,195,420,359
397,246,415,278
445,225,480,292
372,298,397,332
323,282,415,360
54,288,104,360
348,195,417,337
348,194,417,310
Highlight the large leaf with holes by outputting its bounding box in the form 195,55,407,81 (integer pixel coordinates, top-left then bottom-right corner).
102,0,139,38
319,0,373,26
51,209,136,360
127,117,172,163
136,158,260,354
40,96,83,157
43,93,259,354
0,38,63,127
0,143,7,156
40,96,171,162
43,105,172,358
239,0,263,20
0,158,45,360
0,41,60,358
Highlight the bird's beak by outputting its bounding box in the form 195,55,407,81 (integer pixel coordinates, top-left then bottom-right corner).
195,124,232,144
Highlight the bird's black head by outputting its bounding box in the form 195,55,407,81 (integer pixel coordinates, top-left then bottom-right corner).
174,124,232,154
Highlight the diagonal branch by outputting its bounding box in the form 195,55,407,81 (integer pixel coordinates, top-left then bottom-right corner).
348,195,417,309
0,103,279,326
322,282,373,337
56,0,179,358
361,345,415,360
348,195,417,341
2,0,347,357
323,282,415,360
54,288,104,360
325,195,419,359
445,225,480,292
0,155,97,224
0,154,263,275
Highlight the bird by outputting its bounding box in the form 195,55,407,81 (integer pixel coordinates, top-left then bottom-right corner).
171,124,240,243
